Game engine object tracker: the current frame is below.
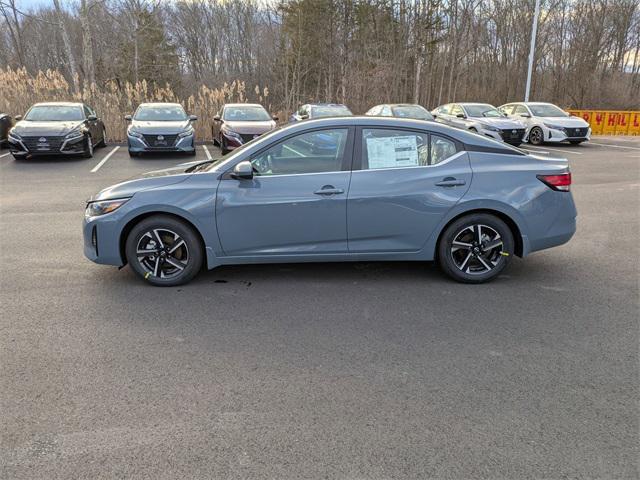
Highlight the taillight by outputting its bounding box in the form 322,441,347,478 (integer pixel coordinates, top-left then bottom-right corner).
537,173,572,192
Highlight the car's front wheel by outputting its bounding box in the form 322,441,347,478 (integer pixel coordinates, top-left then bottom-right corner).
528,126,544,145
125,215,203,286
437,213,514,284
83,134,94,158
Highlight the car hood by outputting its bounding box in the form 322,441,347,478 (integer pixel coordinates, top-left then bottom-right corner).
12,120,84,137
224,120,276,134
474,117,525,129
539,116,589,127
130,120,191,134
90,167,192,202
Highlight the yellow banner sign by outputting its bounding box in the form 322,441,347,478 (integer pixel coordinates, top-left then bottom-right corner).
567,110,640,135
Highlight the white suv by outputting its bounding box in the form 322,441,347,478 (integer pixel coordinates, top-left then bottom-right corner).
498,102,591,145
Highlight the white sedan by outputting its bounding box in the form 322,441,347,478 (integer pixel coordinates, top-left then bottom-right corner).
498,102,591,145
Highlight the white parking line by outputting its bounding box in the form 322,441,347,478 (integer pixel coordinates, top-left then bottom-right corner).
527,145,583,155
202,144,212,160
0,152,11,159
589,141,640,151
283,145,305,157
90,146,120,173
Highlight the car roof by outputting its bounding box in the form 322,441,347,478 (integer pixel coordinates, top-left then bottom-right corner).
138,102,183,107
32,102,84,107
457,102,495,107
224,103,265,108
307,103,349,107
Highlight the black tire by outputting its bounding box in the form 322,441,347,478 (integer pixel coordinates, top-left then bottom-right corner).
437,213,514,284
569,140,584,145
186,147,196,156
83,134,94,158
128,148,139,157
96,128,107,148
125,215,203,287
469,127,478,133
509,142,521,147
220,136,229,155
528,126,544,145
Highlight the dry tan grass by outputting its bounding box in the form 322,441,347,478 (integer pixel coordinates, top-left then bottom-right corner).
0,67,272,142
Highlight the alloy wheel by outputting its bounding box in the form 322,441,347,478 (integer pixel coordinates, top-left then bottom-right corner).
450,224,504,275
136,228,189,279
529,127,543,145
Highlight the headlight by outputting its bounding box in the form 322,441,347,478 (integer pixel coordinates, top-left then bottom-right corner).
479,123,500,132
128,128,144,139
544,122,565,130
222,128,242,140
8,130,21,140
178,127,194,138
65,129,84,140
85,198,130,217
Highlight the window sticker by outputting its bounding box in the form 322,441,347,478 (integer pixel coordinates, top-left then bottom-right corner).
366,135,419,169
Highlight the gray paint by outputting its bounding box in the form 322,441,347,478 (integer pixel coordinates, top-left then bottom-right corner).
84,117,576,271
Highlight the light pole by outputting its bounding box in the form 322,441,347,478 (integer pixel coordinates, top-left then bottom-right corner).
525,0,541,102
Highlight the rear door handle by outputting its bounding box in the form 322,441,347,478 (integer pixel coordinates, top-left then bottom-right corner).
435,177,466,187
314,185,344,195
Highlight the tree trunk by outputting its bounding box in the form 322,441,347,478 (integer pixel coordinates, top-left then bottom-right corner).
53,0,80,94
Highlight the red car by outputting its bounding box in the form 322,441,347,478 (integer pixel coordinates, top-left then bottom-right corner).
212,103,277,154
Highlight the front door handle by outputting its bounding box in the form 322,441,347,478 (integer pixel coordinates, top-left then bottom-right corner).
435,177,466,187
314,185,344,195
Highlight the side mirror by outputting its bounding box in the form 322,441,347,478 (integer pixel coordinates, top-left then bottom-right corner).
15,115,22,121
519,113,531,118
231,160,253,179
213,115,221,122
87,115,98,121
456,113,465,119
124,115,132,121
189,115,198,121
272,115,279,121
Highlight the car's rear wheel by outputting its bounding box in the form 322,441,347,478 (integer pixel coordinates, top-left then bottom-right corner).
528,126,544,145
437,213,514,284
125,215,203,287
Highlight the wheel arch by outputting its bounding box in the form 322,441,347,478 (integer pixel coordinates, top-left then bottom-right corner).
434,208,524,259
118,211,207,265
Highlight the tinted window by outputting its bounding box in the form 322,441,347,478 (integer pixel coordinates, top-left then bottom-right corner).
431,135,457,165
391,105,434,120
529,104,567,117
463,104,503,118
224,105,271,121
362,129,429,169
134,105,187,121
450,105,464,116
24,105,84,121
251,128,348,176
310,105,352,118
361,129,458,169
514,105,529,115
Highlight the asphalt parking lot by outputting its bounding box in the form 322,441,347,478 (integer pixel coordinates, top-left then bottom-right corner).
1,137,638,479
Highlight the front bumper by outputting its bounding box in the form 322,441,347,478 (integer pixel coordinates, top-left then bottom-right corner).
8,134,86,157
127,133,195,153
477,128,524,145
537,126,591,143
83,209,128,266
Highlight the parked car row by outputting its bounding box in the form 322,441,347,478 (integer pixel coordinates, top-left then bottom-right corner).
3,98,590,160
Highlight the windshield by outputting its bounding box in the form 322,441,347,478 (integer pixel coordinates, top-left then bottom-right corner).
223,106,271,122
134,105,187,121
311,105,353,118
463,104,503,118
528,104,567,117
24,105,84,122
391,105,433,120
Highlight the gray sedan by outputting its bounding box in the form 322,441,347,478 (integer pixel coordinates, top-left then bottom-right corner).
125,103,197,157
84,117,576,286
